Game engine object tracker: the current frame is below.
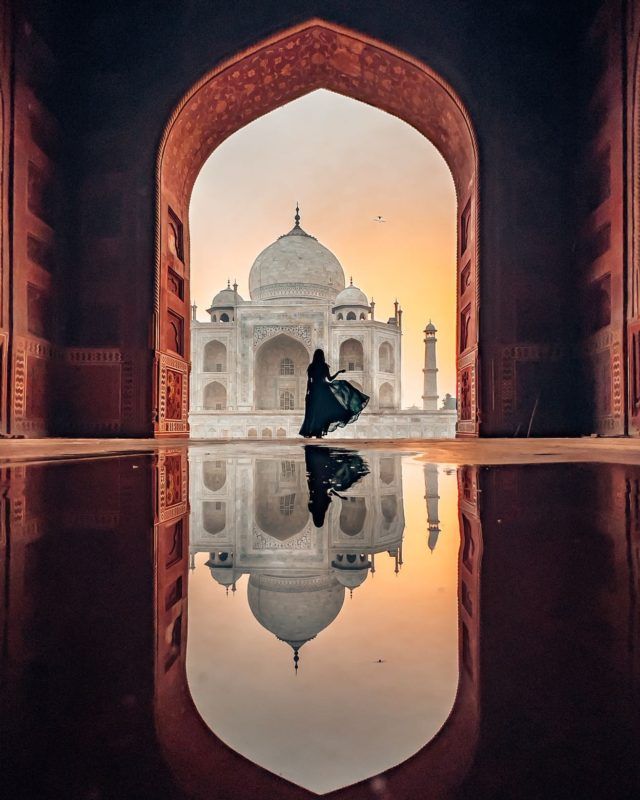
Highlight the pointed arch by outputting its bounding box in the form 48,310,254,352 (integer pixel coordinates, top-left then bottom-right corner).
155,18,480,436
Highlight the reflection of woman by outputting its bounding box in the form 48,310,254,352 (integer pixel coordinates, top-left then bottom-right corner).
299,349,369,439
305,446,369,527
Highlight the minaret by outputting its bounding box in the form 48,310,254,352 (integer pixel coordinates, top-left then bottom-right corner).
424,464,441,552
422,320,438,410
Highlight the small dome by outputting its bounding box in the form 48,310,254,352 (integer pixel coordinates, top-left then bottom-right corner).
425,320,437,333
248,207,345,302
207,564,237,587
210,285,244,309
334,282,369,309
332,567,369,590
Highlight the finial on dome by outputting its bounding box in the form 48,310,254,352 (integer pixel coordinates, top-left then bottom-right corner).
294,202,300,228
227,278,231,289
350,276,353,286
293,647,300,674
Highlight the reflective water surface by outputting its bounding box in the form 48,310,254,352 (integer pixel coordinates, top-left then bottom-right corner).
1,447,639,800
187,448,459,792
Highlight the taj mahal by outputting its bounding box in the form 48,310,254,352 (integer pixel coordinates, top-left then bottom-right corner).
190,208,456,439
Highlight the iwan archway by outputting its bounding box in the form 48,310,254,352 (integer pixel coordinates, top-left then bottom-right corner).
155,19,479,437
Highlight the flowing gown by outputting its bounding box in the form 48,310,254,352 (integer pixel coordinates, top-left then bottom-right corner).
299,361,369,438
305,446,370,527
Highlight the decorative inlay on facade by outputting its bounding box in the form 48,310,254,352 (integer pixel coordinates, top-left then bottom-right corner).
65,348,123,363
255,282,337,301
253,324,312,350
253,524,312,550
612,340,622,417
158,450,188,522
158,353,189,434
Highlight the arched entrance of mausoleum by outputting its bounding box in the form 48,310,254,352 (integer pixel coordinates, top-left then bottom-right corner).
254,334,309,411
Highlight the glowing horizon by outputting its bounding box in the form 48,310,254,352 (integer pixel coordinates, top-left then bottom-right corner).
190,89,457,407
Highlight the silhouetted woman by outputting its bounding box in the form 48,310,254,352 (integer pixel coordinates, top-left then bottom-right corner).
299,349,369,438
305,445,369,527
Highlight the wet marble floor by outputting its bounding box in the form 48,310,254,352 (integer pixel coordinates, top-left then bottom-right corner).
1,444,639,799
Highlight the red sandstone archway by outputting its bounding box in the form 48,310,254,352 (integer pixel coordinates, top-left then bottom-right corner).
154,19,480,437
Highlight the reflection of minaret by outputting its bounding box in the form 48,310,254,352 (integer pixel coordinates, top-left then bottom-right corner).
422,321,438,410
424,464,441,551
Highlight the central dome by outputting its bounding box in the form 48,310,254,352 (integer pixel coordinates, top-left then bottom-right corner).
249,208,345,302
247,572,345,652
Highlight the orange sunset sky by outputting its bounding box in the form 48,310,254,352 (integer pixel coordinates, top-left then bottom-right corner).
190,89,457,407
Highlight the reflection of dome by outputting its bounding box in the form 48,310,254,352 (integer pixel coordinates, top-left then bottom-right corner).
248,208,345,302
333,282,369,309
247,573,345,652
332,567,369,589
208,566,237,586
206,555,237,587
210,285,244,309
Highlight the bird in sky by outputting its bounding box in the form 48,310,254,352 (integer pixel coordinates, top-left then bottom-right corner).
373,215,387,223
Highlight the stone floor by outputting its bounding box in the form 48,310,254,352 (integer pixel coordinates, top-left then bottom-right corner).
2,436,640,465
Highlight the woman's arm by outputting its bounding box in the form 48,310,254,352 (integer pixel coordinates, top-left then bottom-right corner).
329,369,346,381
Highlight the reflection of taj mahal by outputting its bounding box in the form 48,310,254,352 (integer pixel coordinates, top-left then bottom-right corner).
189,209,456,438
189,451,442,664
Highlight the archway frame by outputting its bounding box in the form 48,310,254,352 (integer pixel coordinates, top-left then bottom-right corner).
155,18,480,436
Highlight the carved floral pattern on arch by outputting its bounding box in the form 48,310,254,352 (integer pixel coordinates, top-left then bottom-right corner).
459,367,472,421
161,23,476,201
164,455,183,507
253,324,312,350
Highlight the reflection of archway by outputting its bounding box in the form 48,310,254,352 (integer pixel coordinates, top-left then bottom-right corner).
203,460,226,492
254,334,308,410
379,382,394,409
203,340,227,372
203,501,226,534
381,495,397,529
203,381,226,410
339,338,364,371
339,496,366,535
155,18,480,437
380,457,395,484
379,342,394,373
155,460,484,799
254,460,309,540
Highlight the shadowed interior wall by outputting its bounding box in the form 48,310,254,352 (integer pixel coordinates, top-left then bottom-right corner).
3,0,629,437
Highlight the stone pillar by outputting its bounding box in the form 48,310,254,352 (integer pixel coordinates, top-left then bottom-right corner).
424,463,441,551
422,321,438,410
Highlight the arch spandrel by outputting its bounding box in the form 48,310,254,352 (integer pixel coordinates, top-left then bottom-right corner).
160,23,476,201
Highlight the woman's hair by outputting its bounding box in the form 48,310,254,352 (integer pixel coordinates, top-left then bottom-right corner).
311,349,326,365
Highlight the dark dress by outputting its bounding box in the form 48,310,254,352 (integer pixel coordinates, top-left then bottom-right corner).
299,362,369,438
305,446,370,527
